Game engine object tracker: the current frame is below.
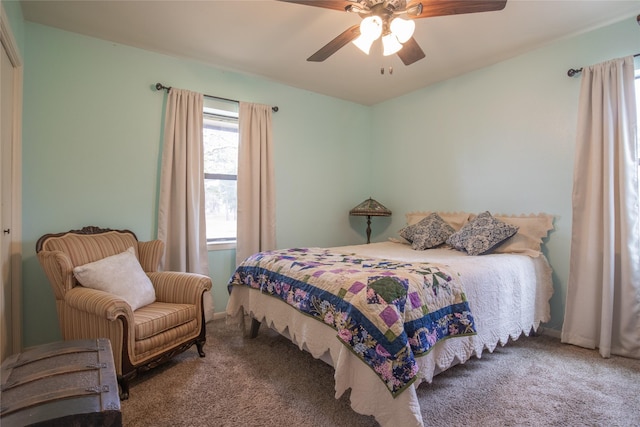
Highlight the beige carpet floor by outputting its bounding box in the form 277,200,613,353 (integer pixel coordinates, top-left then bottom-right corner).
121,318,640,426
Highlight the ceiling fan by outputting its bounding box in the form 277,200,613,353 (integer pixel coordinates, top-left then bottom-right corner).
280,0,508,66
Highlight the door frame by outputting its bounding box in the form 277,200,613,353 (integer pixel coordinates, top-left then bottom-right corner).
1,5,24,355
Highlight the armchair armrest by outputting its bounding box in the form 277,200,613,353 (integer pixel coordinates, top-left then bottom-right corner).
64,287,133,321
147,271,212,305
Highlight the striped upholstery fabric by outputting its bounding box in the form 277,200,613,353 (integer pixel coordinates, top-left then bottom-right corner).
38,250,76,299
36,227,212,384
138,239,164,272
134,302,196,340
134,320,198,356
64,286,133,321
149,271,212,304
57,298,126,374
41,231,141,270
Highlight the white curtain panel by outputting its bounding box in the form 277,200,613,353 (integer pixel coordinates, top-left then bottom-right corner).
236,102,276,266
158,88,214,321
562,56,640,359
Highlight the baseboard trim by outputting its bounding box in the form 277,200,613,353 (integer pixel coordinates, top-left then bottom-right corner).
539,326,561,339
212,311,227,321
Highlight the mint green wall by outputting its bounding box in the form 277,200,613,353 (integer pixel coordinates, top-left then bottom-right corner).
370,16,640,330
21,22,371,346
17,13,639,346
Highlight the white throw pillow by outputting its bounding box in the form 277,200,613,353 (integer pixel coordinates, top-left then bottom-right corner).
492,213,554,257
73,247,156,310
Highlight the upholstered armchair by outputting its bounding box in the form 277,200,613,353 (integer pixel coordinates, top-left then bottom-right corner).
36,226,212,399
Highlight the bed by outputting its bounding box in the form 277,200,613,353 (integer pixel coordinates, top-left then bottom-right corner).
226,212,554,427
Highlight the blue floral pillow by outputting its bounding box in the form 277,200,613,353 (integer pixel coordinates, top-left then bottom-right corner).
399,212,455,250
446,211,519,256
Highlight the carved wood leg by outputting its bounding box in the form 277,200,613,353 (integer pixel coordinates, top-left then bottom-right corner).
249,318,261,338
196,339,206,357
118,375,130,401
196,309,207,357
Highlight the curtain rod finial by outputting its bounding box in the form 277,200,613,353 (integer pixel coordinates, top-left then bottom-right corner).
567,68,582,77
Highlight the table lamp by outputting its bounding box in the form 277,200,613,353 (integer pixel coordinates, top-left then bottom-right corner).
349,197,392,244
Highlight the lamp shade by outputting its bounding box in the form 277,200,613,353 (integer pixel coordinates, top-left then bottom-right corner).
390,17,415,43
352,34,376,55
350,198,391,244
360,15,383,40
349,198,392,217
382,33,403,56
353,16,383,54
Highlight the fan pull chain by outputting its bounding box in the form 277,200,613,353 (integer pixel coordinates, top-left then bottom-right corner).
380,66,394,75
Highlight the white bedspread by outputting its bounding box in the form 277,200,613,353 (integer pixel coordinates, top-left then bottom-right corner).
226,242,554,427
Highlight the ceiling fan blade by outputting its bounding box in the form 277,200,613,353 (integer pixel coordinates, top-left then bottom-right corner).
396,37,426,65
407,0,507,19
307,24,361,62
278,0,356,12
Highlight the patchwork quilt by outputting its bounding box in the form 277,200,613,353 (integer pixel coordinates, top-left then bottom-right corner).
228,248,476,396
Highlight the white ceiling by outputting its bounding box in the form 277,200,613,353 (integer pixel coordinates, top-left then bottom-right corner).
20,0,640,105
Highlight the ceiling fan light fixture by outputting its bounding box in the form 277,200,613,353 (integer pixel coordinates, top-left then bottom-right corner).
382,33,403,56
352,15,383,55
352,34,376,54
288,0,508,66
359,15,383,40
390,17,415,43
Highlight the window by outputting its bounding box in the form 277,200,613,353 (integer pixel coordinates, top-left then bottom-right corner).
203,99,239,246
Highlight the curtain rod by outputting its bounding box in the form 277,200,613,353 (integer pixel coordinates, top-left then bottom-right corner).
567,53,640,77
154,83,278,112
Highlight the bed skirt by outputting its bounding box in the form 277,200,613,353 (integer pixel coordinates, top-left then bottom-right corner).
226,244,554,426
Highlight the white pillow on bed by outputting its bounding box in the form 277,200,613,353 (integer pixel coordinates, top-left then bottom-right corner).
73,246,156,310
492,214,554,257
